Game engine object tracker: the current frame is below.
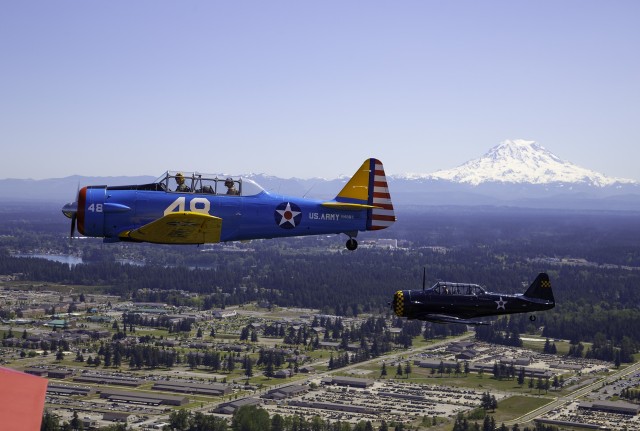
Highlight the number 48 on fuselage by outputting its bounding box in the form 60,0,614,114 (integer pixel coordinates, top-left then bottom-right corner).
62,158,396,250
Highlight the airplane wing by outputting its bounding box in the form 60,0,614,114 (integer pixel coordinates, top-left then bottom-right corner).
0,367,48,431
417,313,490,326
120,212,223,244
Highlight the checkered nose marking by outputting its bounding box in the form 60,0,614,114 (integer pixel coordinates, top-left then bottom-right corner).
394,291,405,317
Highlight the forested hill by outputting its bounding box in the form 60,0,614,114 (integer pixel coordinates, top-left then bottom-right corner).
2,241,640,310
2,205,640,346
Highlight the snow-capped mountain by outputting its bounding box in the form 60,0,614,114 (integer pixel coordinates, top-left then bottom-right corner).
2,139,640,210
401,139,636,187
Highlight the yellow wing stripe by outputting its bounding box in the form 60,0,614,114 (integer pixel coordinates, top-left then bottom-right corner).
122,212,222,244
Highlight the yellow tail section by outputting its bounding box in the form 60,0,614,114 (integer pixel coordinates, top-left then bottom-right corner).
328,158,396,230
336,159,373,203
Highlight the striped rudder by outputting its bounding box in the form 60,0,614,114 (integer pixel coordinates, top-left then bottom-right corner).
332,158,396,231
367,158,396,231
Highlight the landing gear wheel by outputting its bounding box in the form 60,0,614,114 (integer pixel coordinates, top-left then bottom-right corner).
346,238,358,251
529,315,537,322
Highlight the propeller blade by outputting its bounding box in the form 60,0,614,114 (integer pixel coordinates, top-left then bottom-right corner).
62,184,80,241
70,213,77,239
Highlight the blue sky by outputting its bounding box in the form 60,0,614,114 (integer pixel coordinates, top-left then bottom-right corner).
1,1,639,180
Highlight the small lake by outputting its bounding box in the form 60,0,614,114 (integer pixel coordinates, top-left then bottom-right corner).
12,254,212,269
13,253,84,266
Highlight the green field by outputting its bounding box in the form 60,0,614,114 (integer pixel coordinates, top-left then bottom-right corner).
488,395,553,424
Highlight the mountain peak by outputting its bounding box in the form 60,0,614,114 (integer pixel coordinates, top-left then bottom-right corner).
409,139,635,187
487,139,553,160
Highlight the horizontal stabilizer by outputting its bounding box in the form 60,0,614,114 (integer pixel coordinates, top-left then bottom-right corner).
321,202,377,210
121,212,223,244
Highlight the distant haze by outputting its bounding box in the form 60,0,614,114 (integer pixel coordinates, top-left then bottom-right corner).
2,139,639,211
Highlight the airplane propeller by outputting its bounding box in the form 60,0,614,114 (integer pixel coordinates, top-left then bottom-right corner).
62,186,80,241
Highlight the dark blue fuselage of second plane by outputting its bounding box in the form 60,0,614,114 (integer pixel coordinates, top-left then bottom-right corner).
392,273,555,325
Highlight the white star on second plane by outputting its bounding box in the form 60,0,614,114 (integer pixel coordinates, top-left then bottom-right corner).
495,297,507,310
276,202,301,227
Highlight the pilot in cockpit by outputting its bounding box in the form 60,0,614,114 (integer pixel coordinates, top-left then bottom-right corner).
175,173,191,192
225,178,239,195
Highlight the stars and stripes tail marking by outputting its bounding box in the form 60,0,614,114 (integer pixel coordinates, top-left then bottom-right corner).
368,158,396,230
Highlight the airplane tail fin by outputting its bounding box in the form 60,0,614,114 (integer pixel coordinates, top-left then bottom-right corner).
334,158,396,230
523,273,555,303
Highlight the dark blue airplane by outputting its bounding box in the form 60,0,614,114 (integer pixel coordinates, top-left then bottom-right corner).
62,158,395,250
392,272,555,325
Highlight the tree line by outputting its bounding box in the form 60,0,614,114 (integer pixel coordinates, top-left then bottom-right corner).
3,207,640,357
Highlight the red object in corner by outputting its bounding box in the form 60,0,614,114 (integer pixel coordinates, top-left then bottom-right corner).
0,367,48,431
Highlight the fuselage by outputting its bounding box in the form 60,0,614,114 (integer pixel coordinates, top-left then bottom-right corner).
77,185,370,243
65,160,396,248
392,286,555,320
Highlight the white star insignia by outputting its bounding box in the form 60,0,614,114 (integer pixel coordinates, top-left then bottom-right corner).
495,297,507,310
276,202,301,227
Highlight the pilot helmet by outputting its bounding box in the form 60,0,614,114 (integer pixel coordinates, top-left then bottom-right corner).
175,172,185,183
225,177,234,187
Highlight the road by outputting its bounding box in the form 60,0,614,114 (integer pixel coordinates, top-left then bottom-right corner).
505,360,640,426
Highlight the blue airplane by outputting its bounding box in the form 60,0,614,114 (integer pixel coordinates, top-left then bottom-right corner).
62,158,396,250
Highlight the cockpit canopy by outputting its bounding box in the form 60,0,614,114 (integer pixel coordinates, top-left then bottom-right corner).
154,171,265,196
429,282,486,296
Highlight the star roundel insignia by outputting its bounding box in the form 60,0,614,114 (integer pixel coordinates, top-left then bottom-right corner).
495,296,508,310
274,202,302,229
